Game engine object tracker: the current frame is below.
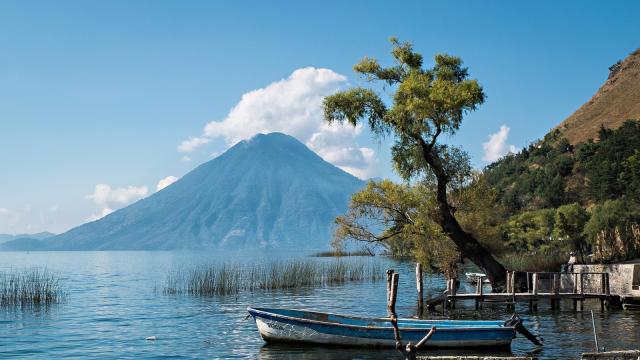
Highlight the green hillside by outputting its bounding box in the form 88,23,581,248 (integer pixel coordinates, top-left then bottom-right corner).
483,120,640,263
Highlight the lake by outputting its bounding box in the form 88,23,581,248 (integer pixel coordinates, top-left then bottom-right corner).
1,251,639,359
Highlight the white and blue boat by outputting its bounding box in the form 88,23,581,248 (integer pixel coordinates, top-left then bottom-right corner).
248,307,538,348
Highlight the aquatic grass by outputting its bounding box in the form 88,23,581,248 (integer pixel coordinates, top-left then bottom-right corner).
163,259,383,296
499,250,567,272
0,268,65,307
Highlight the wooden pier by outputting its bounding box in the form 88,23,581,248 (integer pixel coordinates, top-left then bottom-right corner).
427,271,613,311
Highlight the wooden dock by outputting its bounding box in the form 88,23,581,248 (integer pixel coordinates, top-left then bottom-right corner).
428,271,614,311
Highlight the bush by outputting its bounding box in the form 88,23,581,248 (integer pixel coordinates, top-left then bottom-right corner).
584,199,640,262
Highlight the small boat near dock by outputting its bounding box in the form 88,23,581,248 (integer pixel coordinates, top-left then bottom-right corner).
465,272,491,284
248,307,536,348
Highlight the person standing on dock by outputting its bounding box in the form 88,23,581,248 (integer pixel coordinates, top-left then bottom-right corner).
567,251,578,272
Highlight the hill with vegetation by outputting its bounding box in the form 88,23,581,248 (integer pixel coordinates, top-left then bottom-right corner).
557,49,640,144
477,50,640,267
483,120,640,264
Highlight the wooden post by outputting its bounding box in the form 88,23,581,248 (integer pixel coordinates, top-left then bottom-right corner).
475,277,483,310
416,263,423,315
388,272,399,314
604,273,610,308
552,273,560,310
451,278,457,309
386,269,394,307
573,272,578,311
600,273,606,311
510,271,516,310
579,272,585,311
531,273,538,311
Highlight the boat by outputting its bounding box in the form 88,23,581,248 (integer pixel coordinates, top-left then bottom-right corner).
248,307,537,348
465,272,491,284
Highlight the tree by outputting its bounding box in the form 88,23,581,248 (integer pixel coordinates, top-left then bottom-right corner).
504,209,556,252
323,38,507,287
333,180,460,276
584,199,640,262
552,203,589,253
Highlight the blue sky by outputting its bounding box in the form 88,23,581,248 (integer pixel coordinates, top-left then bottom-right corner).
1,0,639,234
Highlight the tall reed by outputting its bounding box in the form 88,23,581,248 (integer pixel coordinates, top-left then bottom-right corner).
0,268,65,307
163,259,383,296
499,250,567,272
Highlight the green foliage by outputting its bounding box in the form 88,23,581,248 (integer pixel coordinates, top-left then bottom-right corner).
324,38,508,279
584,199,640,262
324,38,484,184
485,120,640,213
484,129,577,212
449,174,506,254
332,177,506,276
333,180,458,271
585,121,640,200
553,203,589,252
484,121,640,262
498,250,567,273
504,208,556,252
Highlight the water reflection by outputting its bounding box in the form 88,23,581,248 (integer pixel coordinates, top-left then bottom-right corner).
257,344,519,359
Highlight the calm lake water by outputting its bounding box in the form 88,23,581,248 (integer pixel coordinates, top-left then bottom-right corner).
1,251,639,359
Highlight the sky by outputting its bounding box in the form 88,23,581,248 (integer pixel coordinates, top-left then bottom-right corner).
1,0,639,234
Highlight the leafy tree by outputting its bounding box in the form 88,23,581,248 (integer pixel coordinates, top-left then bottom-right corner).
504,209,556,252
584,199,640,262
585,120,640,200
620,150,640,197
552,203,589,253
449,174,506,255
333,180,460,276
323,38,507,287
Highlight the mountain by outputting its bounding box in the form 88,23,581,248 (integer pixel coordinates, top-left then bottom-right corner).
557,49,640,144
0,232,55,244
16,133,364,251
1,237,48,250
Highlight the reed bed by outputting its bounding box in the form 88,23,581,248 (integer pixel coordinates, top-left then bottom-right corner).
0,268,65,307
311,249,374,257
499,250,567,272
163,259,383,296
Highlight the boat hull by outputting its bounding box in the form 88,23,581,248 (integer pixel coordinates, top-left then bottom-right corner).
249,308,515,348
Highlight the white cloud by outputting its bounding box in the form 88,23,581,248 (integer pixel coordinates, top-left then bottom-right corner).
306,124,377,178
0,208,9,216
482,125,518,162
177,136,211,153
178,67,378,179
49,204,59,212
85,184,148,221
182,156,192,162
156,176,178,192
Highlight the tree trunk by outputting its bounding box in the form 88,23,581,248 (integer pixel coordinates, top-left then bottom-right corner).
417,138,507,290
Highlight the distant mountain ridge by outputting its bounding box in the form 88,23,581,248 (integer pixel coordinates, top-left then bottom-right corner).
0,232,55,244
4,133,364,251
557,49,640,144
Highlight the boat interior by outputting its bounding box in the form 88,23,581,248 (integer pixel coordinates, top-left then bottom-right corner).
249,307,508,328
